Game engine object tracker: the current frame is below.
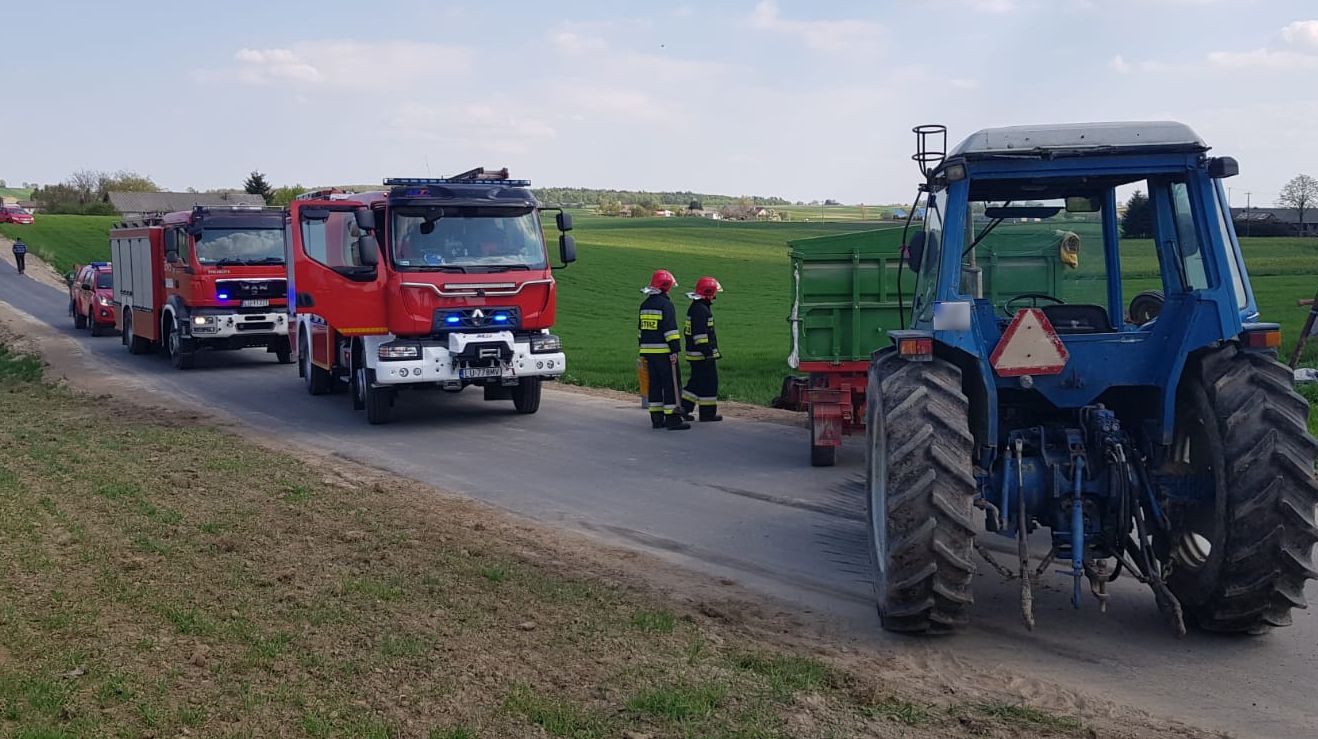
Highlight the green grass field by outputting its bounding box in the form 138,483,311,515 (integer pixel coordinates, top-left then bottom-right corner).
0,214,118,274
4,214,1318,406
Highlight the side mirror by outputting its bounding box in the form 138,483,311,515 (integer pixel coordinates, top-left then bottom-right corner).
559,234,577,265
81,282,93,291
556,212,573,232
165,249,180,263
905,231,927,273
186,223,204,239
354,208,375,231
1209,157,1239,179
356,236,379,267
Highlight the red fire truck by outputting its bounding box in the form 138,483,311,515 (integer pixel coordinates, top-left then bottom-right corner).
288,168,575,424
110,206,291,369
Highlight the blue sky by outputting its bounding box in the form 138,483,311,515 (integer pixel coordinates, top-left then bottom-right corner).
2,0,1315,205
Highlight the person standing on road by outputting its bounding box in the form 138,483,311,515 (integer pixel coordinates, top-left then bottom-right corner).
11,238,27,275
680,276,724,422
638,269,690,431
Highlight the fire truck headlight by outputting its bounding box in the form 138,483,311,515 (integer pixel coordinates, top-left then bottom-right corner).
192,316,214,326
530,334,562,354
97,296,113,306
378,343,421,361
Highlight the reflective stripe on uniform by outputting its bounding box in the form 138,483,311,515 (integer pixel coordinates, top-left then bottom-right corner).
639,343,671,354
663,330,681,341
685,352,706,361
640,309,663,316
693,334,710,344
681,389,698,402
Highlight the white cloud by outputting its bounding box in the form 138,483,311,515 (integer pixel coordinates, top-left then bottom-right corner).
749,1,883,56
389,101,557,154
549,30,607,56
1110,55,1132,74
1281,19,1318,47
950,78,980,89
962,0,1017,12
1207,48,1318,70
216,40,472,90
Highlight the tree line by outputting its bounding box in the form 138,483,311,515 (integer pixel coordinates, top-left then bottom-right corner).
1121,173,1317,239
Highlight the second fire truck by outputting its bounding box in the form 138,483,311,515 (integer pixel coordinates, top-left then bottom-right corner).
110,206,290,368
288,168,575,424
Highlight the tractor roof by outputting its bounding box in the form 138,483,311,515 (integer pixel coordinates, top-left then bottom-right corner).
950,121,1208,160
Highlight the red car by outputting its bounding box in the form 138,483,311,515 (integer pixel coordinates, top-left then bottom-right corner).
70,262,116,336
0,205,34,225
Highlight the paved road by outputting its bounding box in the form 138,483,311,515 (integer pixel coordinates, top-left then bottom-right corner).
4,269,1315,737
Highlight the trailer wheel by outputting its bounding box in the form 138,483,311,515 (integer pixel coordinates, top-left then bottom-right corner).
865,349,977,634
165,321,195,370
364,369,393,425
808,412,836,467
512,377,542,414
301,334,331,396
1165,343,1318,634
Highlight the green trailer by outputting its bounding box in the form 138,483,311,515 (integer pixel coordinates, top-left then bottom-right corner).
782,224,1077,466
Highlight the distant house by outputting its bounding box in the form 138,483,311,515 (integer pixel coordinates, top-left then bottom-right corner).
1230,207,1318,237
702,211,722,220
654,209,675,218
109,191,267,220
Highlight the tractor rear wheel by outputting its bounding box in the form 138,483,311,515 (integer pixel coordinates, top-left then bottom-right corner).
865,349,977,634
1165,344,1318,634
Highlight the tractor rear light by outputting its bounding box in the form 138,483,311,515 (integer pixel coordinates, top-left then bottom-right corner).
1242,329,1281,350
898,337,933,359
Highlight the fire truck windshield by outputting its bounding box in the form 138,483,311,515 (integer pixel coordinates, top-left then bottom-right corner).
196,228,285,266
391,206,547,272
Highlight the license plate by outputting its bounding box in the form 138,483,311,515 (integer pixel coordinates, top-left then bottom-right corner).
459,366,502,379
242,299,270,308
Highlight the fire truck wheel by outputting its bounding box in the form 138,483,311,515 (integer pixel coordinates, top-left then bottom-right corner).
124,314,151,356
364,369,394,425
274,339,292,364
166,322,195,370
512,377,542,414
351,362,367,411
301,335,331,396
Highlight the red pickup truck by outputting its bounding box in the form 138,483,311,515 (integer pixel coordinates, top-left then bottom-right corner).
69,262,116,336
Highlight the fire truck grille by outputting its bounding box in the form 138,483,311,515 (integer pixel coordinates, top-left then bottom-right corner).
216,279,287,300
236,322,275,332
432,306,521,333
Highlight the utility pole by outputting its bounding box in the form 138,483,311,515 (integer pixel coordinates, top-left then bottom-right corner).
1245,191,1252,237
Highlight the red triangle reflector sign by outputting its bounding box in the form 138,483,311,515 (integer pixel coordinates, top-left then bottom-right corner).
990,308,1069,377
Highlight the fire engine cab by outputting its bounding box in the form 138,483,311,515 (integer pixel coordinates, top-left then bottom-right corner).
110,206,291,369
288,168,576,424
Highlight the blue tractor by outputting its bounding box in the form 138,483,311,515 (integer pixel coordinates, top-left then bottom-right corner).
867,122,1318,635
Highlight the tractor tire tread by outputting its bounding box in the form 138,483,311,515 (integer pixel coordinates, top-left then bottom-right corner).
1180,343,1318,634
866,350,977,635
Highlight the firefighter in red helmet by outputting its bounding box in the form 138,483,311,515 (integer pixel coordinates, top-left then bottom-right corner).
638,269,690,430
680,276,723,422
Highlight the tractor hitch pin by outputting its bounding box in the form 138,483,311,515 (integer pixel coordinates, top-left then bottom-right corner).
1013,439,1036,630
1069,459,1086,609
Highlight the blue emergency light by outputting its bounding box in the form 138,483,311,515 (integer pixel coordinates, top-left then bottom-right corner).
444,314,462,325
492,312,510,323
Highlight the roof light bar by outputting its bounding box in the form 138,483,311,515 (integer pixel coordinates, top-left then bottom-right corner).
384,170,531,188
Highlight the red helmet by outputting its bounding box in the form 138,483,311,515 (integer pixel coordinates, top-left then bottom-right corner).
694,276,723,299
649,269,677,292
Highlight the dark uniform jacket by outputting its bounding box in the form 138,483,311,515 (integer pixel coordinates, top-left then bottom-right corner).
683,299,720,361
638,292,681,355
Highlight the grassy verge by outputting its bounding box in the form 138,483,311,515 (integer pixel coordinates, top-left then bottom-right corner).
0,343,1102,738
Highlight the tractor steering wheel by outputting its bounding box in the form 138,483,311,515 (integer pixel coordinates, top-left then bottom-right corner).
1003,292,1065,316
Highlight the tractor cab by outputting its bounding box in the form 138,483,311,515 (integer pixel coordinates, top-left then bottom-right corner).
862,122,1317,638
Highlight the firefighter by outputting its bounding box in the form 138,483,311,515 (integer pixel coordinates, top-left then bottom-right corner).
11,238,27,275
638,269,690,430
681,276,723,422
